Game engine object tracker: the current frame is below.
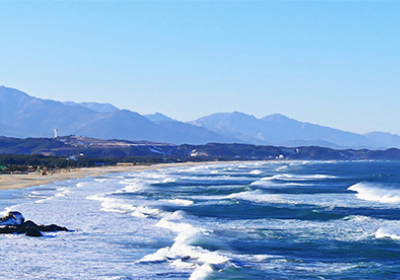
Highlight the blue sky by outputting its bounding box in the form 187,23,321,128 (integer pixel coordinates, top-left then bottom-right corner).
1,1,399,134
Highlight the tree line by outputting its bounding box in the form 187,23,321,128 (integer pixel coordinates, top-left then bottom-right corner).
0,154,178,173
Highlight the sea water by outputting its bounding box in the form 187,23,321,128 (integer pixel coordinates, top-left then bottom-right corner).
1,160,400,279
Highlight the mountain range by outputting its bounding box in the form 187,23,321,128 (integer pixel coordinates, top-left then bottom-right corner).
1,85,399,149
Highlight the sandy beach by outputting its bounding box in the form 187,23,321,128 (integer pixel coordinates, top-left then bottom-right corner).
0,161,231,191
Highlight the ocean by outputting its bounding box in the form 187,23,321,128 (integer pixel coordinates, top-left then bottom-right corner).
1,160,400,279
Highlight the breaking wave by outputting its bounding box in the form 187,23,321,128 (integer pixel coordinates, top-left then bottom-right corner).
262,174,336,181
348,182,400,204
375,226,400,241
138,212,230,280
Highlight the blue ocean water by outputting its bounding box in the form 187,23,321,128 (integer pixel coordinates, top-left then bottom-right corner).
1,160,400,279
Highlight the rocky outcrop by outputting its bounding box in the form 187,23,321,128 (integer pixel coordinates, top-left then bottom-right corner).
0,211,68,237
0,211,25,225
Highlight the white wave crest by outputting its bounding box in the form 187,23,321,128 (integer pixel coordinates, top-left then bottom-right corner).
87,195,161,218
250,180,281,188
138,214,229,280
251,180,309,188
227,190,291,204
262,174,336,181
226,190,362,208
348,182,400,204
76,182,88,188
276,165,288,171
250,170,262,175
189,264,214,280
118,183,147,193
375,227,400,240
160,199,194,206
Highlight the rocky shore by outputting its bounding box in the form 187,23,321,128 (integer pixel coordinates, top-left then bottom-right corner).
0,211,68,237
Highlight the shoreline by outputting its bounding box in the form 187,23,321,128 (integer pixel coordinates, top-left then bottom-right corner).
0,161,240,191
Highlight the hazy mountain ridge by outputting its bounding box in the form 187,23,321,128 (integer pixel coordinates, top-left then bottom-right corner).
2,85,400,149
144,113,242,144
153,120,242,145
0,86,242,144
144,113,176,122
363,132,400,149
0,86,97,138
192,111,387,149
63,101,120,113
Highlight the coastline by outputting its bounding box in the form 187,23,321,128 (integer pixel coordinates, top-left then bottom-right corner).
0,161,238,191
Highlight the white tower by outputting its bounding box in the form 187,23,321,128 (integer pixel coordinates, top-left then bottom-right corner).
54,128,58,138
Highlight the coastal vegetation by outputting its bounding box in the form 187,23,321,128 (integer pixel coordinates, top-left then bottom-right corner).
0,154,169,173
2,136,400,174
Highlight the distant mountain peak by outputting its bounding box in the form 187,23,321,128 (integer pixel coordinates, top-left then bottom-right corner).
3,86,400,149
63,101,119,113
363,131,400,149
144,113,175,122
192,111,395,149
261,114,291,122
195,111,258,122
365,131,398,137
1,86,242,145
0,86,30,98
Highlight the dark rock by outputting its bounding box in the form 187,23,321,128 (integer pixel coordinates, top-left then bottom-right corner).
16,220,39,234
21,220,38,228
181,256,191,261
0,211,25,226
0,212,68,237
0,226,18,234
36,224,69,232
25,228,43,237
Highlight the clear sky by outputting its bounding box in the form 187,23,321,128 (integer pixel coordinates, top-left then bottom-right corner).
1,1,399,134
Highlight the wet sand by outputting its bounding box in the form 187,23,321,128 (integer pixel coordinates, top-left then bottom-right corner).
0,161,234,191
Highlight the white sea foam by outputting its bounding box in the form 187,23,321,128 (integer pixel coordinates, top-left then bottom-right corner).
147,175,177,184
156,218,203,247
28,191,49,200
342,215,378,224
189,264,214,280
375,227,400,240
251,180,309,188
177,175,247,182
87,195,161,218
348,182,400,204
262,174,336,181
289,161,311,166
33,186,71,203
227,190,291,204
250,169,262,175
76,182,88,188
138,213,229,280
250,180,281,188
55,187,70,197
226,190,372,209
208,214,389,244
4,161,400,279
276,165,289,171
119,172,177,187
93,178,108,183
118,182,147,193
160,198,194,206
171,259,197,269
176,165,218,174
29,191,41,196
